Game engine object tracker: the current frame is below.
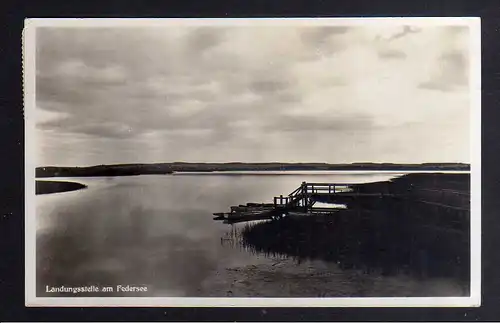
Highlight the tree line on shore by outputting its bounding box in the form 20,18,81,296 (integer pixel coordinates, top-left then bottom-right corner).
35,162,470,178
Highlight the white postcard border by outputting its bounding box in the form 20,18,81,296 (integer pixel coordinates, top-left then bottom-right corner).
23,17,481,307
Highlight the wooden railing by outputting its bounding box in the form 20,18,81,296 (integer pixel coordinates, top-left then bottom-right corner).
273,195,291,206
301,183,352,194
274,182,354,208
288,186,303,197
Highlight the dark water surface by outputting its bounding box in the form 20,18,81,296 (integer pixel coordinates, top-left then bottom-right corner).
36,172,469,297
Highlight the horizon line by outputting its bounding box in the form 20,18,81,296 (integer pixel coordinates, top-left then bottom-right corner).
36,161,471,168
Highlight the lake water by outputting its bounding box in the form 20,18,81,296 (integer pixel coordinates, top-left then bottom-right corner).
35,172,469,297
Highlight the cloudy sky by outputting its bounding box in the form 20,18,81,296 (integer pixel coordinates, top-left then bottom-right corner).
35,22,472,166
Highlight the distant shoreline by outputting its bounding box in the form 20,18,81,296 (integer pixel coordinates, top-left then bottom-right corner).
35,162,470,178
36,180,87,195
174,169,470,175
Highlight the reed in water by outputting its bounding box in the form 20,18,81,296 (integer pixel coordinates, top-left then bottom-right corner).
233,173,470,292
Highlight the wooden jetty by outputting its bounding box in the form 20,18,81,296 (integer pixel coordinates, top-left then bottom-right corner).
213,182,385,224
213,178,471,225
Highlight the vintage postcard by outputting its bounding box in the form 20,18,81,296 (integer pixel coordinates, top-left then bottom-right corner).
24,17,481,307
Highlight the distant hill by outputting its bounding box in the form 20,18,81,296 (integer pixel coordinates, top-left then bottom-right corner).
35,162,470,178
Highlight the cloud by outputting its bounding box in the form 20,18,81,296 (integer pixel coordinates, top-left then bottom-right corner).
264,114,375,133
34,23,473,165
416,26,470,92
386,25,421,41
249,80,291,93
53,60,128,84
377,49,407,59
419,49,469,92
38,118,137,139
299,26,350,48
418,82,452,92
35,26,352,139
184,26,228,53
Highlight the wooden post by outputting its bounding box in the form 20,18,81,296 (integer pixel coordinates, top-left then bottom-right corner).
280,195,283,205
304,185,308,211
300,184,304,210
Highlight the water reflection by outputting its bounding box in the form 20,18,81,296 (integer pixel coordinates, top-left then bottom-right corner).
36,173,469,297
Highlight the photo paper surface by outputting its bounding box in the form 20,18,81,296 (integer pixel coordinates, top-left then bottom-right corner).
24,17,481,307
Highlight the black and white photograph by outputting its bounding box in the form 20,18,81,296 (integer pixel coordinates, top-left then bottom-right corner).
23,18,481,307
